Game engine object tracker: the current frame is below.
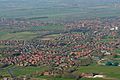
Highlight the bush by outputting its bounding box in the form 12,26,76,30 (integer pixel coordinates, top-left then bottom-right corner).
62,72,76,79
54,74,62,78
112,62,119,66
105,61,112,66
67,67,77,73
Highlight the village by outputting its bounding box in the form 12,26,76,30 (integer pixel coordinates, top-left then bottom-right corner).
0,17,120,80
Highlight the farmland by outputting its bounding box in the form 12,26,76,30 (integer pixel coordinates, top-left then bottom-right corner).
0,32,37,40
0,0,120,21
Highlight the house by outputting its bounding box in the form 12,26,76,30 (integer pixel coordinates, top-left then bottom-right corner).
81,73,94,78
93,75,105,78
81,73,105,78
101,50,111,55
43,71,50,76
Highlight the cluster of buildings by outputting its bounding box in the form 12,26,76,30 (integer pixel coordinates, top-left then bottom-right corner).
0,17,120,68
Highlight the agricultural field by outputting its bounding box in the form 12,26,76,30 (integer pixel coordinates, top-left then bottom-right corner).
0,32,37,40
31,24,65,31
0,24,65,41
0,0,120,21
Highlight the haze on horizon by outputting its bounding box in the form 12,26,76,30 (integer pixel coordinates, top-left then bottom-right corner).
0,0,120,19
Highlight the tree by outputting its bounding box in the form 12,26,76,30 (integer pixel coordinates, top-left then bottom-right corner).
105,61,112,66
112,62,119,66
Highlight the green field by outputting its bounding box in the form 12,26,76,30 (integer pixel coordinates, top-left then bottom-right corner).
31,24,65,31
75,65,120,79
35,76,112,80
0,66,47,77
0,32,37,40
0,65,120,80
114,49,120,54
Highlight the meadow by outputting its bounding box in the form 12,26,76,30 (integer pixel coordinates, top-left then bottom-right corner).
0,24,64,41
31,24,65,31
76,65,120,79
0,32,37,40
0,65,120,80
